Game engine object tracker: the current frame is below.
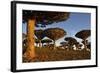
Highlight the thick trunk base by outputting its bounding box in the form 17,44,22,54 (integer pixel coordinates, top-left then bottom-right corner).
23,19,36,61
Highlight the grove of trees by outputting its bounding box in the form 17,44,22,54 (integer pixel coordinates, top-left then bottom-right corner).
23,10,70,61
22,10,91,62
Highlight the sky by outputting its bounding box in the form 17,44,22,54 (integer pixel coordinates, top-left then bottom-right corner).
22,12,91,46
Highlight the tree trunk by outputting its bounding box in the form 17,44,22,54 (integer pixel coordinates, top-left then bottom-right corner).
67,44,70,51
42,43,43,47
70,45,73,50
75,44,79,50
47,43,50,46
36,43,37,47
39,40,42,48
53,40,56,50
84,39,87,50
23,19,36,61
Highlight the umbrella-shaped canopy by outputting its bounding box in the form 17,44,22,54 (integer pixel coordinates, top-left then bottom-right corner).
44,28,66,41
35,29,45,40
41,39,52,44
75,30,91,40
60,41,68,46
35,38,40,43
64,37,77,45
23,10,70,27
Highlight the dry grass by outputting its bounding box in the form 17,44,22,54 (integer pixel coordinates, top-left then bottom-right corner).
23,46,90,63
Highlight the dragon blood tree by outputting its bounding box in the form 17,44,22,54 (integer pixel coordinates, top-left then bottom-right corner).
44,28,66,49
75,30,91,50
35,29,45,48
41,39,52,46
23,10,70,60
64,37,77,50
